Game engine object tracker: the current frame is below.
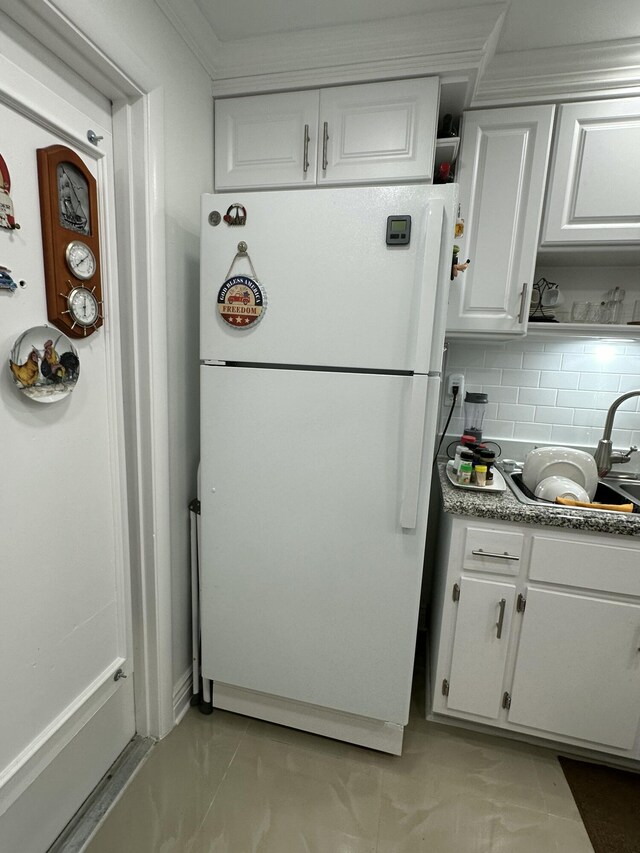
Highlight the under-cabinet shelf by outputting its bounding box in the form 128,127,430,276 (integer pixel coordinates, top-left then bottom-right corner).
526,322,640,339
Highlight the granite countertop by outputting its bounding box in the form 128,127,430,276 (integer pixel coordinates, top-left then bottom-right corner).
437,463,640,537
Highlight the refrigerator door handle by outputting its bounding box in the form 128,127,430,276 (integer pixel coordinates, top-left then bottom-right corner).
400,374,429,529
412,199,445,373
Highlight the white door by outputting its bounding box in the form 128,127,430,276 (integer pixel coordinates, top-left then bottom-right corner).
446,577,517,720
200,366,437,725
508,588,640,750
214,91,320,189
446,105,555,335
542,97,640,244
317,78,439,185
0,41,134,853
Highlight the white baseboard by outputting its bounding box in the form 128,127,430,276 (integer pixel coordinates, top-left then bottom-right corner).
212,682,404,755
172,669,193,726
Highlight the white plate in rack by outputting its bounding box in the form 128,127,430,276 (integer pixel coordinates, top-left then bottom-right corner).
446,460,506,492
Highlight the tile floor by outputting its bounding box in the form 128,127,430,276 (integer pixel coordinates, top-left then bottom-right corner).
84,670,594,853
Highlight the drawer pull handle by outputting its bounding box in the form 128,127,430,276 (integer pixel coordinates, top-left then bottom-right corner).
472,548,520,561
496,598,506,639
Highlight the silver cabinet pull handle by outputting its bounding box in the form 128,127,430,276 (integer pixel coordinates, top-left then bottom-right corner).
322,121,329,171
303,123,310,173
471,548,520,561
518,283,528,324
496,598,506,639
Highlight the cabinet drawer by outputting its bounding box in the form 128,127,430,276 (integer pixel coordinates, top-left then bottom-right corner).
529,535,640,597
463,526,524,575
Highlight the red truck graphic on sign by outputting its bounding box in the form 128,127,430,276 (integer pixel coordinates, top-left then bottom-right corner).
228,291,250,305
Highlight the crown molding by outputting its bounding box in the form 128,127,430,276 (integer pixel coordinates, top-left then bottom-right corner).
155,0,222,81
473,37,640,106
155,1,506,97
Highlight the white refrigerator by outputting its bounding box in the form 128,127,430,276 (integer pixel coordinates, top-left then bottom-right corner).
199,184,457,754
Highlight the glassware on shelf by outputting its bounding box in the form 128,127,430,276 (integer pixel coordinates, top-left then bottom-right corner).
629,300,640,326
570,301,612,323
604,287,625,324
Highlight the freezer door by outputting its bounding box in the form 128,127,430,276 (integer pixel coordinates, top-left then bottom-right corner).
200,366,439,724
200,186,454,372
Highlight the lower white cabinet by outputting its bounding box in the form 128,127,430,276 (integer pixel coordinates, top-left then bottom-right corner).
431,513,640,760
446,577,516,720
508,588,640,750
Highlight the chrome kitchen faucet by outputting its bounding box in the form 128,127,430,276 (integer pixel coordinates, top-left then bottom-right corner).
593,390,640,477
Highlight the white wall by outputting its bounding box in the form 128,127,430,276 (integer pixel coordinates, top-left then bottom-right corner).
50,0,214,698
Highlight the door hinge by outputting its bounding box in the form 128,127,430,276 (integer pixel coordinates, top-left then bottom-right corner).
189,497,201,515
516,593,526,613
452,582,460,602
502,691,511,709
442,678,450,696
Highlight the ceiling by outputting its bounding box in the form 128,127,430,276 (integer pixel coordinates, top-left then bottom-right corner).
194,0,640,54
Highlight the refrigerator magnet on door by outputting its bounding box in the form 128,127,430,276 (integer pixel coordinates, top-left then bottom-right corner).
217,241,267,328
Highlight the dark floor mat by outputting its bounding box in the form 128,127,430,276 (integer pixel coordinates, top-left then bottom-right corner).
559,756,640,853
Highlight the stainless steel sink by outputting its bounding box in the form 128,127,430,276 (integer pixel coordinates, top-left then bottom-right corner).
614,480,640,502
501,468,640,512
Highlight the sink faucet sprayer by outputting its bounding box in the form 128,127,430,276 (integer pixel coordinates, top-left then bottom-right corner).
593,390,640,477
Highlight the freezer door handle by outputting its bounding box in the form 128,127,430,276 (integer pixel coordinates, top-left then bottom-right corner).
400,375,429,529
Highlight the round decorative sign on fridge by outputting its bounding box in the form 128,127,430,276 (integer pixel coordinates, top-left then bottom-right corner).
9,325,80,403
217,275,266,328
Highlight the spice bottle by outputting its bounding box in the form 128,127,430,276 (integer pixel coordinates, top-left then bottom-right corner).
475,464,488,487
480,449,495,484
453,444,466,474
457,450,474,485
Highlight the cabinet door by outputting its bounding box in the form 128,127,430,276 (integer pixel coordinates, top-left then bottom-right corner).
446,105,554,335
446,577,517,720
542,97,640,244
215,91,319,189
509,588,640,750
317,78,438,185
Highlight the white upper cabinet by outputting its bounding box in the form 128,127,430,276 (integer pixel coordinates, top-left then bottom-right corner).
215,91,320,190
542,97,640,245
317,78,438,185
446,105,555,336
214,78,438,190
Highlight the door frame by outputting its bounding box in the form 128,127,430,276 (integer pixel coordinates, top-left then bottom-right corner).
0,0,175,739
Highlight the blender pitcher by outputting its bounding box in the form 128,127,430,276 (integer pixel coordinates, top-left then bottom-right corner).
463,392,488,442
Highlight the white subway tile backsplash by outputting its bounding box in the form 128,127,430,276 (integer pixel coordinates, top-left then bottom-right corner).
608,411,640,430
534,406,575,424
465,368,503,385
577,373,620,392
480,419,515,439
540,371,580,390
556,389,602,409
573,409,608,427
483,350,524,368
447,346,488,367
550,424,599,444
481,385,519,403
513,422,553,441
518,387,557,406
444,338,640,450
618,375,640,392
501,369,540,387
523,352,562,370
497,403,536,422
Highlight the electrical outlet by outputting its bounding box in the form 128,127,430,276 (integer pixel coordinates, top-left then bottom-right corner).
446,373,464,403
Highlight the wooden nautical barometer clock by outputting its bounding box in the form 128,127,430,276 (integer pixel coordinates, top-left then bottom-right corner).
37,145,104,338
